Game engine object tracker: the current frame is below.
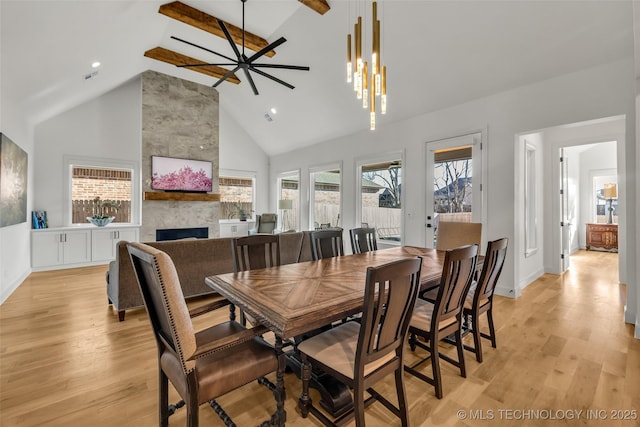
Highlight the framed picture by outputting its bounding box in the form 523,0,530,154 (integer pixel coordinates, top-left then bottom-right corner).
32,211,48,229
0,133,28,227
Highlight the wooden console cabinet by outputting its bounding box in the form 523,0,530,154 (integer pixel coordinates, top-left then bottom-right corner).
586,223,618,251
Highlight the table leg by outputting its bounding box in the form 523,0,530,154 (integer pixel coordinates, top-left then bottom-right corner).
275,337,287,426
298,353,311,418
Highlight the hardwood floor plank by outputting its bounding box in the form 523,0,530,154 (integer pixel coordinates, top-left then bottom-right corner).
1,251,638,426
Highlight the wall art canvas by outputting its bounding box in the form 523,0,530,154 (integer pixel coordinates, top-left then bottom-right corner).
0,133,28,227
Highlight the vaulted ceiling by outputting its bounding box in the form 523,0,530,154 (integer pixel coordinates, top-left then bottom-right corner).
1,1,635,156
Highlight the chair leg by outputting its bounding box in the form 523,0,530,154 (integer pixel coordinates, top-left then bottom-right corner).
159,369,169,427
395,367,409,427
353,382,366,427
471,312,483,363
455,328,467,378
431,343,443,399
487,308,497,348
186,393,199,427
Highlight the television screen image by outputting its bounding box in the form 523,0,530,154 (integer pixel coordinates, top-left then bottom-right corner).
151,156,213,192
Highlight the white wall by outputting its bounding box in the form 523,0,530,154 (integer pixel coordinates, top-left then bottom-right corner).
516,132,545,292
0,110,33,304
269,58,636,304
219,105,270,214
33,77,142,228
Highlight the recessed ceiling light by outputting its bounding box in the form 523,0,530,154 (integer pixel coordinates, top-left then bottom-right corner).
270,108,277,115
91,61,101,68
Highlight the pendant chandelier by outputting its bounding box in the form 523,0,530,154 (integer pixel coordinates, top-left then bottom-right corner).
346,1,386,130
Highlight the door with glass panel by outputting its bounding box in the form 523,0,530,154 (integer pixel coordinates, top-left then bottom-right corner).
425,133,483,248
277,171,300,231
357,157,402,246
309,165,341,230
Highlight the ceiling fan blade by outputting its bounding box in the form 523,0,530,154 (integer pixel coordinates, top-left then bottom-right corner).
250,66,295,90
170,36,236,63
217,19,242,60
251,64,310,71
243,68,259,95
247,37,287,63
178,63,238,68
213,66,241,88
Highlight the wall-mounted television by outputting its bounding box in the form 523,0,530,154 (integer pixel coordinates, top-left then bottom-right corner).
151,156,213,193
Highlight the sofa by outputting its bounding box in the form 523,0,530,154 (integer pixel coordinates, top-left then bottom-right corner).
106,232,308,321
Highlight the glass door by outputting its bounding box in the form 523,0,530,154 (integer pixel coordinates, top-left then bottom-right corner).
425,133,482,248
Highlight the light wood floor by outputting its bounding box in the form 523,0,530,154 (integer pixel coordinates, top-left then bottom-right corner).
1,250,638,426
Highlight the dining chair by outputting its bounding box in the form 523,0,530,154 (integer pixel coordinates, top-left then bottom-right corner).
349,227,378,254
463,237,508,362
298,257,423,427
405,244,478,399
310,228,344,260
232,234,280,325
127,242,280,427
435,221,482,251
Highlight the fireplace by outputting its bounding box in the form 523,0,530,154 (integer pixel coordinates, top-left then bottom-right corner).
156,227,208,241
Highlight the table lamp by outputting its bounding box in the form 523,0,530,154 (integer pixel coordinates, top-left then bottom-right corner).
603,183,617,224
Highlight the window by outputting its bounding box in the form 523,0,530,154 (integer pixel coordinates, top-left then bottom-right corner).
219,169,256,220
65,155,138,226
277,170,300,231
357,156,403,244
310,164,341,230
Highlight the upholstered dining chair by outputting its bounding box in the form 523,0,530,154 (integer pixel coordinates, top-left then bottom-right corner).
435,221,482,251
463,237,508,362
349,227,378,254
231,234,280,326
310,228,344,260
297,257,423,427
405,244,478,399
127,242,280,427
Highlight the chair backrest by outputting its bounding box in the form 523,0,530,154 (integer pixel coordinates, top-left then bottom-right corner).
474,238,508,304
436,221,482,251
257,213,277,233
310,228,344,260
127,242,196,373
232,234,280,271
433,244,478,328
356,257,422,373
349,227,378,254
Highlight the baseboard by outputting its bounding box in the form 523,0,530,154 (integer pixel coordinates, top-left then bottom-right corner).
0,269,30,305
495,267,545,299
518,268,545,293
494,284,518,298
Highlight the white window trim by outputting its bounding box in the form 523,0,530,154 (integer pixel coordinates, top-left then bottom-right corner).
309,162,343,230
355,150,405,245
63,155,140,226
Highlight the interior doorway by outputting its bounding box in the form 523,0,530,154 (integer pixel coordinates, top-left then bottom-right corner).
515,115,625,296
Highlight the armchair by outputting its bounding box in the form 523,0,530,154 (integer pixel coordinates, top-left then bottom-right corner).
249,213,278,234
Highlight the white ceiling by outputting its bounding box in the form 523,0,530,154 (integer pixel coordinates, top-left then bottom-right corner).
1,0,635,156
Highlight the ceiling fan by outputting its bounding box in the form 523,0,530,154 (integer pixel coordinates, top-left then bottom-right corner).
172,0,310,95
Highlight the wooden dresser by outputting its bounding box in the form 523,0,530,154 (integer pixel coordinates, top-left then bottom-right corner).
586,223,618,251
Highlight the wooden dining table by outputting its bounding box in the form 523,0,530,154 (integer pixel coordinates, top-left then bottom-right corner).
205,245,481,426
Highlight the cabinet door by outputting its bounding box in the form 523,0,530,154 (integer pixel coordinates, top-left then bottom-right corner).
32,232,63,268
91,229,116,262
63,230,91,264
92,228,139,262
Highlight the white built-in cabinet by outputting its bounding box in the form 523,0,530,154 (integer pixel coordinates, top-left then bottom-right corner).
31,225,139,271
218,220,255,238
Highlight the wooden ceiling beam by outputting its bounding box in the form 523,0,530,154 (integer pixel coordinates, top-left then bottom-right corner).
159,1,275,58
298,0,331,15
144,47,241,84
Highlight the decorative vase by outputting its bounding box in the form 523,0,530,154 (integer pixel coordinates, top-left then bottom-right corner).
87,216,115,227
239,214,248,222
